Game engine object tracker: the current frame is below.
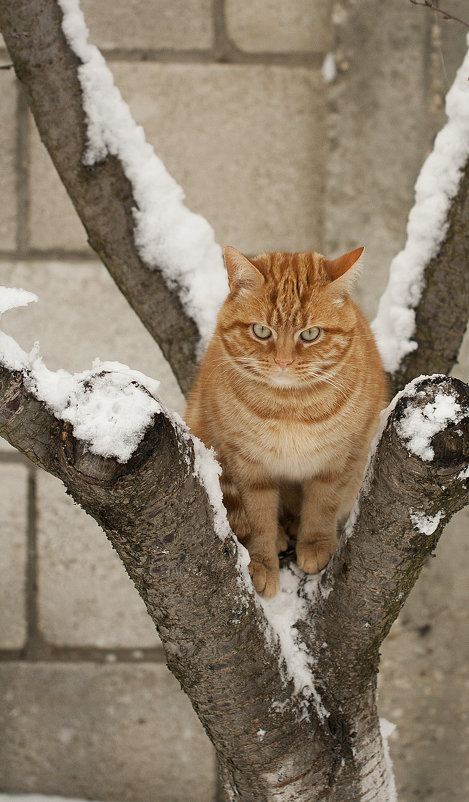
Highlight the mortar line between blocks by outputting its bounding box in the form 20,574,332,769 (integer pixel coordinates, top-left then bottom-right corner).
0,646,168,663
25,468,39,658
15,80,30,256
213,0,228,60
100,47,325,68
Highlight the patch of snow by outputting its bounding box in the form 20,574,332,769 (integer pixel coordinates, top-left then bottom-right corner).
410,509,444,535
0,287,37,315
458,466,469,481
26,354,161,463
57,0,228,351
0,289,38,371
322,52,337,84
259,564,328,720
256,728,266,741
379,718,398,802
190,436,231,540
372,38,469,373
191,432,252,589
396,390,463,461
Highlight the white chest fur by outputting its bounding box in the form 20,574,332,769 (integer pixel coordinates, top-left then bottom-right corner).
244,418,335,481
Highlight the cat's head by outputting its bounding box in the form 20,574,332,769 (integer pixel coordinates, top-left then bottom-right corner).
218,246,365,389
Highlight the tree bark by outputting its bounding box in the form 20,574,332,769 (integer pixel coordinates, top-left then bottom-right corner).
0,0,200,394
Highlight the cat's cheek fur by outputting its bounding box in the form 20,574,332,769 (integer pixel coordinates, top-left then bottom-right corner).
185,248,386,598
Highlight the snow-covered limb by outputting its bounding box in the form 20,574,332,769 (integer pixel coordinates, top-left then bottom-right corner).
372,37,469,388
0,0,215,394
310,374,469,696
57,0,227,351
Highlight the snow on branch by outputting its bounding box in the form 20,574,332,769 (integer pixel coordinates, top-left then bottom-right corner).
0,287,162,462
57,0,228,351
372,38,469,374
310,374,469,691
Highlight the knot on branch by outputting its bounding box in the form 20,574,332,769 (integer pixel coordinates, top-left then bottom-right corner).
0,368,25,425
59,420,120,484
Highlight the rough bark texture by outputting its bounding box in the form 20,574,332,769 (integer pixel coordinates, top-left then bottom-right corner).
0,0,199,394
391,159,469,394
1,362,468,801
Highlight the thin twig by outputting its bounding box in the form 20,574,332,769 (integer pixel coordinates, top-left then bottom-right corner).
409,0,469,29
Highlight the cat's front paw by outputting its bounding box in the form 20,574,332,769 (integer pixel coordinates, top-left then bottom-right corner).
249,558,280,598
296,540,336,574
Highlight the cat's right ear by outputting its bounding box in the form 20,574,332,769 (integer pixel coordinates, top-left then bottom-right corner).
224,247,264,294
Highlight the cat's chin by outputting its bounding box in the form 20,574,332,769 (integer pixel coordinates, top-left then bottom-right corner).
268,372,300,388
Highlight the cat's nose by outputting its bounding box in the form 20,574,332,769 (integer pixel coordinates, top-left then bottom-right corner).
274,358,293,369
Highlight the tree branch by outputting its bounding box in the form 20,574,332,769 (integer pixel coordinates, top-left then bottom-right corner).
309,375,469,696
392,160,469,394
0,0,200,395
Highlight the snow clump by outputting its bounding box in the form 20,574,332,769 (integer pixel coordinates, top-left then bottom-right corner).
410,509,444,536
396,390,463,461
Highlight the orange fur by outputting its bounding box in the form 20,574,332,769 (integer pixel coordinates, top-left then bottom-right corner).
186,247,386,597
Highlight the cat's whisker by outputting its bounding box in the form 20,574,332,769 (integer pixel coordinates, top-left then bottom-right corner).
306,370,348,398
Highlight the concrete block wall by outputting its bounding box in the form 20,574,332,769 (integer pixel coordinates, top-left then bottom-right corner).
0,2,468,800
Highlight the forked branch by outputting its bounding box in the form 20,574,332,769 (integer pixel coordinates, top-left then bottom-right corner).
1,356,468,799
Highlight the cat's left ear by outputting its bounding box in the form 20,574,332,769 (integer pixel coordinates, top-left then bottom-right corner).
323,246,364,295
224,246,265,294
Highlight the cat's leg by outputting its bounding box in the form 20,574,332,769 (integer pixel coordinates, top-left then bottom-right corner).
221,469,280,595
244,484,281,597
229,464,280,598
296,472,346,574
220,470,251,545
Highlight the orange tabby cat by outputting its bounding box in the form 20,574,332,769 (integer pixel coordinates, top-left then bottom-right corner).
186,247,386,598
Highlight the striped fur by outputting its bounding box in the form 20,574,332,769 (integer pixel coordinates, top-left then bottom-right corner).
186,247,386,597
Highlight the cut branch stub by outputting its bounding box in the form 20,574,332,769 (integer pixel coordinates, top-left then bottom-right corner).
310,375,469,699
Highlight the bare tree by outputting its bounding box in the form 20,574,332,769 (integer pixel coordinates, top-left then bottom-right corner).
1,1,468,799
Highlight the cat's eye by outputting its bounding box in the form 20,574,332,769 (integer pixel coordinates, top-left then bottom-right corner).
252,323,272,340
300,327,321,342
